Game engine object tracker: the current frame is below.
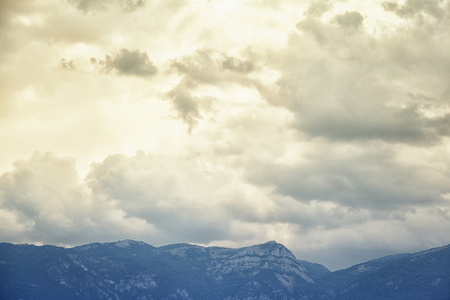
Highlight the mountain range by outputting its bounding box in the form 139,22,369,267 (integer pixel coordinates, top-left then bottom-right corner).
0,240,449,299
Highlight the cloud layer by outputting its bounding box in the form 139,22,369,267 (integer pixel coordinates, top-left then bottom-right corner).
1,0,449,270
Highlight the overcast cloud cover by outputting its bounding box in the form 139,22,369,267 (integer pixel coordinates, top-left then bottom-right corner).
1,0,449,270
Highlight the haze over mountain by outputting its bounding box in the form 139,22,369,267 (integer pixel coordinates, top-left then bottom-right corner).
1,240,449,299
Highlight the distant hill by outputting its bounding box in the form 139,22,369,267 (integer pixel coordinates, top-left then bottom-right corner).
318,244,450,300
0,240,448,299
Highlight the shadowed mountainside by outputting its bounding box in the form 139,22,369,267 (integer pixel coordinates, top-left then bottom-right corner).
0,240,449,299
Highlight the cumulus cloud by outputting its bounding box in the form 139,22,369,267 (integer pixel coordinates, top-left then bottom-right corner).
1,149,449,270
259,0,450,145
92,48,157,77
0,152,236,245
86,152,236,243
0,151,276,246
0,152,154,245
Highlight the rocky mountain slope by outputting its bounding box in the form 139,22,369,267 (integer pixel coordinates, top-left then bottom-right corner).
319,244,450,300
0,240,448,299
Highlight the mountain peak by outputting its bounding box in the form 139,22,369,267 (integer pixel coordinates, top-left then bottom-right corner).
73,239,152,251
112,239,145,248
263,240,278,245
233,241,297,260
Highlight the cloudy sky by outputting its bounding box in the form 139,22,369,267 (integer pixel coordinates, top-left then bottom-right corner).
1,0,450,270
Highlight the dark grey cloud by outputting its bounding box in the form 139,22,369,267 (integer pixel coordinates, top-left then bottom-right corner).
69,0,146,13
164,80,203,131
246,146,449,211
92,48,157,77
165,48,257,129
295,104,448,144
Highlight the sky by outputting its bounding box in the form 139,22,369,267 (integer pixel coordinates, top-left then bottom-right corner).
0,0,449,271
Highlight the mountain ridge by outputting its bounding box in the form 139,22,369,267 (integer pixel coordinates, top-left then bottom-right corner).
1,240,449,299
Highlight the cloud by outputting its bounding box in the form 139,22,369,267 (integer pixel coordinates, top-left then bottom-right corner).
304,0,333,18
85,151,241,243
60,58,75,70
92,48,157,77
334,11,364,29
0,0,115,50
0,0,38,55
164,80,204,131
382,0,446,19
165,48,258,129
0,141,449,270
0,152,154,245
83,148,449,269
295,104,447,144
170,48,256,86
0,151,236,245
259,0,450,145
288,208,450,270
221,55,255,73
245,141,450,211
69,0,146,13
